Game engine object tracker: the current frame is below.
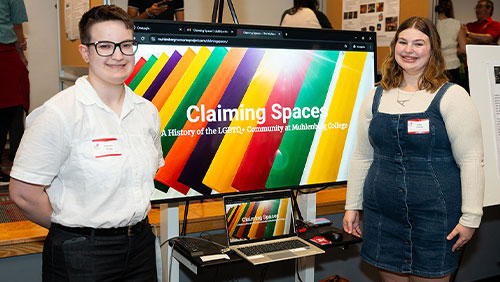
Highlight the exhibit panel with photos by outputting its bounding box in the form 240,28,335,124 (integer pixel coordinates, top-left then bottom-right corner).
467,45,500,207
342,0,400,46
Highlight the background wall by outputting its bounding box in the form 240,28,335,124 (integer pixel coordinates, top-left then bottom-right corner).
23,0,59,111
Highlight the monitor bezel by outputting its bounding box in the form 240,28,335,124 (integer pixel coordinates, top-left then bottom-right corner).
132,20,377,204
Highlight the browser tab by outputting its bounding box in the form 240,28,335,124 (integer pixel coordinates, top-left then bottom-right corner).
237,29,282,39
183,27,236,36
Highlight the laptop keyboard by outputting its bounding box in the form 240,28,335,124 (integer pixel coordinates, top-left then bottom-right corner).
238,239,308,256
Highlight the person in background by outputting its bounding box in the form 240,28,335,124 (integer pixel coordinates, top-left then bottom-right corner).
462,0,500,93
280,0,332,29
0,0,29,185
128,0,184,21
343,16,484,282
9,5,163,282
435,0,466,88
466,0,500,45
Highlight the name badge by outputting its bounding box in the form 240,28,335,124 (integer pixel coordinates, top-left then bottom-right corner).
407,119,430,134
92,138,122,158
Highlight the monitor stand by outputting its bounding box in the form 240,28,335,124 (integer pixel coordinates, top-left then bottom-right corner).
211,0,239,24
297,192,317,282
160,203,180,282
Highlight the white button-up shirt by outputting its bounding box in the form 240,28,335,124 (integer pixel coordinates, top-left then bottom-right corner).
11,77,164,228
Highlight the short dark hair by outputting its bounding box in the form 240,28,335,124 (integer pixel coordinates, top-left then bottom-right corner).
289,0,319,15
79,5,134,44
380,16,448,92
435,0,454,18
479,0,494,17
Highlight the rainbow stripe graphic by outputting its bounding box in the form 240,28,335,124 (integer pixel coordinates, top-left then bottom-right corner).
225,198,292,240
128,47,370,196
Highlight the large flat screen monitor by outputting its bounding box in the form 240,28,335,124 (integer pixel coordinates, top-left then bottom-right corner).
129,20,377,203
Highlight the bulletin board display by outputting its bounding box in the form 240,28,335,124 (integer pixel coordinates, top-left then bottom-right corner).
326,0,430,72
59,0,103,68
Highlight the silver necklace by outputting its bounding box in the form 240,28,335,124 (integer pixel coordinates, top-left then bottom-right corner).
397,90,415,107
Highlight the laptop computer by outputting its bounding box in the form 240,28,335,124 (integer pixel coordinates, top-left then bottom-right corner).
223,190,324,265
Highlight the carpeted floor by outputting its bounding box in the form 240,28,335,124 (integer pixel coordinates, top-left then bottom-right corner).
0,186,27,223
0,148,27,223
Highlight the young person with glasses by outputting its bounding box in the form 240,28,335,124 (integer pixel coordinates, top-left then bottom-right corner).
9,5,163,282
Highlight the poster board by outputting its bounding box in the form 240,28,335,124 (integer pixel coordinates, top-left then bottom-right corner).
59,0,102,67
61,0,295,67
467,45,500,207
326,0,430,72
341,0,400,47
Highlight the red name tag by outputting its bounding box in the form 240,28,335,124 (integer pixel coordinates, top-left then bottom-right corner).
407,119,429,134
92,138,122,158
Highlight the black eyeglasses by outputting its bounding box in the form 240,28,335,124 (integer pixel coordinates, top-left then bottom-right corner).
84,40,138,57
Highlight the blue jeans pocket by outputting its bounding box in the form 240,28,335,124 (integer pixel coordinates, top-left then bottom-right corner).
62,236,95,282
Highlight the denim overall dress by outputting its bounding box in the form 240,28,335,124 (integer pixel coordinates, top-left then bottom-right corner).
361,83,461,277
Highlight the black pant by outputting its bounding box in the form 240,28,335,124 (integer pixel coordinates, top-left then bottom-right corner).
0,105,24,163
42,223,157,282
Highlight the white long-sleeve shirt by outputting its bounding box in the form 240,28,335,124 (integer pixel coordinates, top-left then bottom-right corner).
345,84,485,228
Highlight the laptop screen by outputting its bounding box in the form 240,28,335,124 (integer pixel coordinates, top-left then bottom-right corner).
224,190,296,245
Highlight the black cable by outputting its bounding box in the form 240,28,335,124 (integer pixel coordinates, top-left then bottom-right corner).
293,190,316,234
294,186,337,233
298,185,329,194
160,239,169,248
199,231,213,241
291,190,304,221
181,200,190,237
295,258,304,282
